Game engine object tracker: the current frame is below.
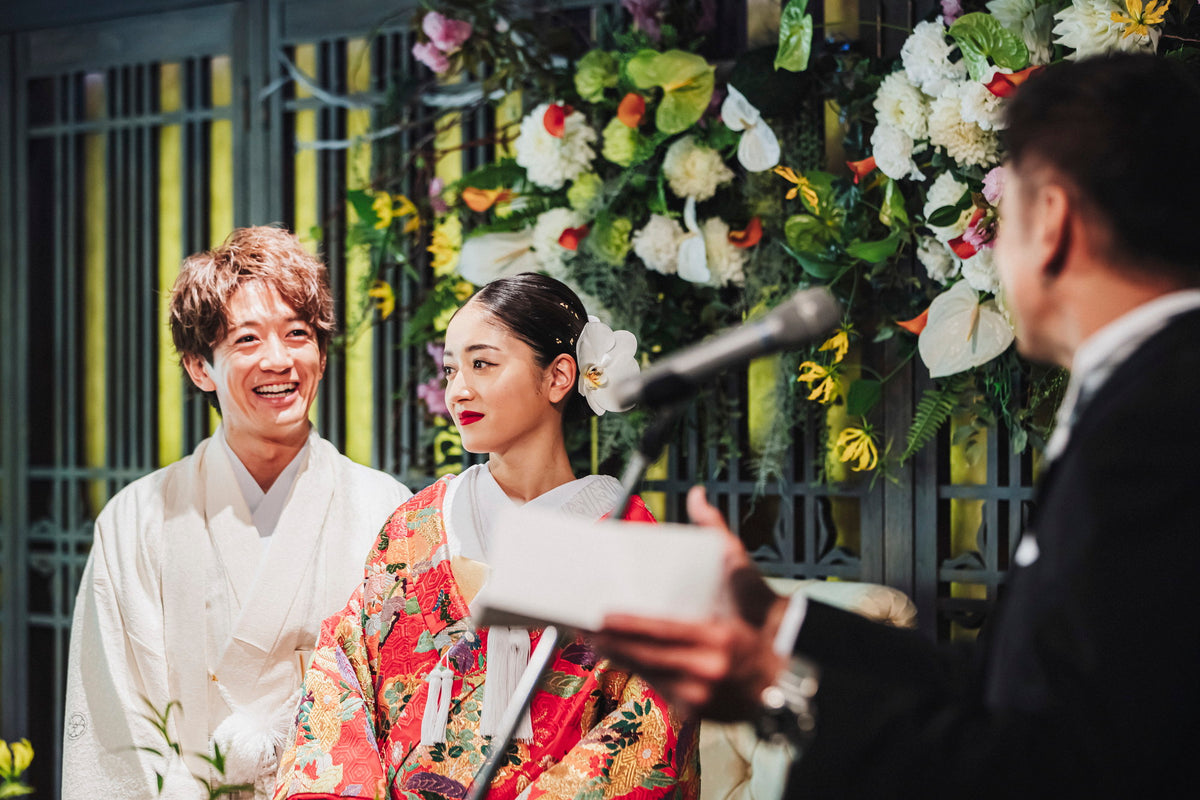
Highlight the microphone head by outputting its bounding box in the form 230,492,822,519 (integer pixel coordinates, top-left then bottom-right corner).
770,287,842,347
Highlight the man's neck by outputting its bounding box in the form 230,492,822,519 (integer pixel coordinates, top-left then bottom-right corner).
225,426,310,491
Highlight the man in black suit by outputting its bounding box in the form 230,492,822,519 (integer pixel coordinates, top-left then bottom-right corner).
594,54,1200,797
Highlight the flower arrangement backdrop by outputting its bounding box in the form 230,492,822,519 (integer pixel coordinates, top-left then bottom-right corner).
350,0,1200,484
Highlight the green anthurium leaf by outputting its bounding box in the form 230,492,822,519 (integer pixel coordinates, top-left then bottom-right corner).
879,177,909,228
949,12,1029,74
927,203,968,228
346,188,378,226
784,213,834,252
780,240,840,280
625,49,715,134
846,232,901,263
775,0,814,72
846,379,882,417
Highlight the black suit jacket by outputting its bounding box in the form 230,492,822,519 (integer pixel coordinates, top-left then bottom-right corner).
787,308,1200,798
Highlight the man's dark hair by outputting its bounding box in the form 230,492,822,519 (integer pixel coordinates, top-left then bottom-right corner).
1004,53,1200,280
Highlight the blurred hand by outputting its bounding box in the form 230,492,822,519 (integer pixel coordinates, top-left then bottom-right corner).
593,486,788,722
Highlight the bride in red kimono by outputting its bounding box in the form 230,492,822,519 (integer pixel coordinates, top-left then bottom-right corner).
272,273,700,800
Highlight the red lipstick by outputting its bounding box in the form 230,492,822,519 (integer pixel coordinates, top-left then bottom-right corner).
458,411,484,426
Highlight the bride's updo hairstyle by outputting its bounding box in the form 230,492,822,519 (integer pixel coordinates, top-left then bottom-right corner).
461,272,591,422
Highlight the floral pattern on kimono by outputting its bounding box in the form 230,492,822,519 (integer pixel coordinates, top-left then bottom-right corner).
273,476,700,800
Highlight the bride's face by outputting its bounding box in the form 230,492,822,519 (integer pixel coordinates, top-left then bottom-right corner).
442,301,564,455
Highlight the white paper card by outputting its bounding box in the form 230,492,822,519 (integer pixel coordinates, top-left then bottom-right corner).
473,506,727,631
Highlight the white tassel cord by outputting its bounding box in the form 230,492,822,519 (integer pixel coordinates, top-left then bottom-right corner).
480,626,534,743
209,676,298,795
420,663,456,746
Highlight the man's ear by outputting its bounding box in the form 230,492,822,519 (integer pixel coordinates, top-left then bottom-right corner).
182,354,216,392
546,352,578,404
1035,183,1072,280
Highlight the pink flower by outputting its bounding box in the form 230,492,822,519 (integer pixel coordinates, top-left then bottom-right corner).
418,342,450,419
428,177,448,215
412,41,450,74
622,0,664,42
982,166,1006,206
940,0,963,24
422,11,473,53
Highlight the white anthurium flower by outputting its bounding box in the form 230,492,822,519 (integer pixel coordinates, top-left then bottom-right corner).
576,317,640,414
720,85,781,172
677,196,711,284
918,279,1015,378
456,230,538,286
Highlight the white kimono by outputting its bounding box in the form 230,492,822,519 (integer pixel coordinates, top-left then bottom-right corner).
61,425,411,800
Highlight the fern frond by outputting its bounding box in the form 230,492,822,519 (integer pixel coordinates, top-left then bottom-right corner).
901,377,968,463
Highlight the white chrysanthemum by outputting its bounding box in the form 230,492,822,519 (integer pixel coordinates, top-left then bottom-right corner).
662,136,735,201
957,70,1007,132
901,19,968,97
632,214,686,275
928,92,1000,168
874,70,930,141
923,171,974,243
701,217,746,287
1053,0,1157,60
961,248,1000,295
987,0,1057,65
531,208,586,273
871,124,924,182
514,103,598,190
917,236,960,284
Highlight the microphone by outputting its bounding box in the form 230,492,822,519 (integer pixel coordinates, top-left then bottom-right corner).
616,287,841,408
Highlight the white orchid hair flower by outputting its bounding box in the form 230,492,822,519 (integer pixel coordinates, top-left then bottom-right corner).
576,319,640,414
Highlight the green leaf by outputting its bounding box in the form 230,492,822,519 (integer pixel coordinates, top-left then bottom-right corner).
927,202,969,228
346,189,378,228
775,0,814,72
639,769,678,789
625,50,714,134
846,232,901,263
846,379,882,417
879,177,909,228
949,12,1029,79
782,242,841,280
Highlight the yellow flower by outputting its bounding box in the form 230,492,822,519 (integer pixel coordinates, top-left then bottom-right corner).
0,737,33,778
836,426,879,472
367,280,395,320
797,361,837,404
818,328,850,364
428,217,462,276
372,192,420,232
1111,0,1167,39
772,165,819,210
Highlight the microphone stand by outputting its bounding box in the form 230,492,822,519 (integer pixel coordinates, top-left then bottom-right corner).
463,404,683,800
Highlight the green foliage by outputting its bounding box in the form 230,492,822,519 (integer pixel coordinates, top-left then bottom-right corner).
775,0,814,72
902,376,970,463
948,12,1029,80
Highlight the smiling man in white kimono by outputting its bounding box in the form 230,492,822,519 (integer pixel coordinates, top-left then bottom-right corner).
61,226,412,800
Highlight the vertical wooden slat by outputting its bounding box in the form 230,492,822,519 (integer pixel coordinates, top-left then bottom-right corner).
158,61,185,466
84,72,107,515
344,37,374,465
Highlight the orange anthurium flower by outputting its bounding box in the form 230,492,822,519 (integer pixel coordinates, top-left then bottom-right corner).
543,103,573,137
897,308,929,335
846,156,877,184
558,224,590,250
727,217,763,248
617,93,646,128
462,187,514,212
984,66,1041,98
948,235,978,260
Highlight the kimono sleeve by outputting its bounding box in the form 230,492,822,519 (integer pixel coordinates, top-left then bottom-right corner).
524,669,700,800
272,585,387,800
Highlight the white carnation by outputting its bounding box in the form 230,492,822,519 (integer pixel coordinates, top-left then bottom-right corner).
987,0,1057,65
960,248,1000,295
702,218,746,286
1052,0,1157,60
923,171,973,243
957,70,1007,132
874,70,929,141
917,236,960,284
871,124,924,182
901,19,968,97
928,91,1000,168
662,136,734,201
632,214,686,275
531,208,586,274
514,103,598,190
